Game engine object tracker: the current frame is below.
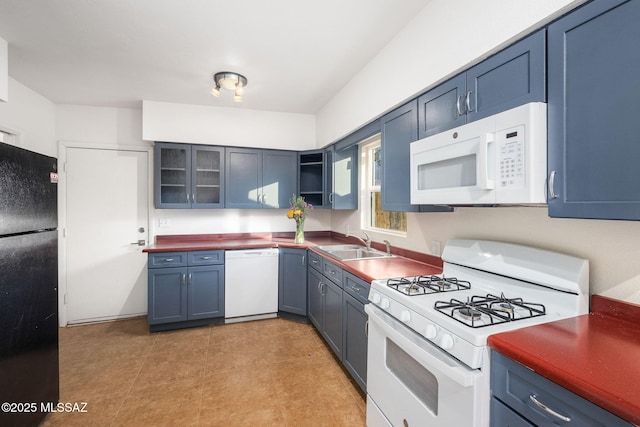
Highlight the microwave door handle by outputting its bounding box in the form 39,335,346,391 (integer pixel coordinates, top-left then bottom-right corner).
477,133,495,190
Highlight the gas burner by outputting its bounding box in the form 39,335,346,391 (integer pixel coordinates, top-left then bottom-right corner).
458,307,482,321
386,275,471,296
434,294,546,328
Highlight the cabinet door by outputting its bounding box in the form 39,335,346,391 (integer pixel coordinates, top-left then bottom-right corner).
548,0,640,220
332,145,358,210
263,150,297,208
381,101,451,213
467,30,546,123
307,267,323,330
187,265,224,320
191,146,224,208
324,148,334,208
417,74,466,139
278,248,307,315
343,292,367,392
225,147,262,208
148,267,188,324
322,279,343,360
154,143,190,208
381,101,420,212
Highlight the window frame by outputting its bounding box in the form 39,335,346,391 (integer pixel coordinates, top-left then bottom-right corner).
360,136,407,237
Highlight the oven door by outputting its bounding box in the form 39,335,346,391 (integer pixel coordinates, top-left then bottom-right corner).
365,304,487,427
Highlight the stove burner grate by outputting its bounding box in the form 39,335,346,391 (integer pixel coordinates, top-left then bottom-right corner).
435,293,546,328
386,275,471,296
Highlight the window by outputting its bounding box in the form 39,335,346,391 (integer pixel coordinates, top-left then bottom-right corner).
361,136,407,234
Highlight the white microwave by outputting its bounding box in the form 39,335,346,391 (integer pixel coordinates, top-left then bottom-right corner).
410,102,547,205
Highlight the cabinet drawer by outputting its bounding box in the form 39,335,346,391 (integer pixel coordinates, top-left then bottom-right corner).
491,351,633,427
344,272,370,305
322,259,343,288
307,251,323,272
188,250,224,266
148,252,188,268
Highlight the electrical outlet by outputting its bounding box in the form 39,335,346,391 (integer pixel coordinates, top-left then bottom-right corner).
431,240,442,256
159,219,171,228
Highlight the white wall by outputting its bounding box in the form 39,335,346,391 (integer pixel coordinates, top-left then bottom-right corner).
142,100,316,150
56,104,332,240
0,77,56,156
316,0,584,146
332,207,640,304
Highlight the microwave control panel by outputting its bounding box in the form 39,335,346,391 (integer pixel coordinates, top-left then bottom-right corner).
497,125,525,188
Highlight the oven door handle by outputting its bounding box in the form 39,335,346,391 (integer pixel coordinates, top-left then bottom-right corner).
366,304,480,388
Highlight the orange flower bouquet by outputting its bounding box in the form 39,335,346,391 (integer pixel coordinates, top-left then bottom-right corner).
287,194,312,244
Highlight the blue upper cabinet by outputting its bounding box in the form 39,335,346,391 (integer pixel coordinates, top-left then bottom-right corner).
226,148,296,209
418,30,546,139
331,145,358,210
547,0,640,220
466,29,545,123
381,100,420,212
155,142,225,209
381,101,452,212
417,74,467,139
225,147,262,208
263,150,297,209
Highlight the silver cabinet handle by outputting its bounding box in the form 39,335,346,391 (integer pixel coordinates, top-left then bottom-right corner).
351,285,361,292
311,259,319,265
465,91,473,112
456,95,463,116
301,256,305,265
529,394,571,422
317,281,322,294
329,192,334,204
181,273,186,286
188,273,192,284
192,193,195,203
163,258,174,262
365,320,369,337
263,194,267,204
548,170,558,199
201,256,212,260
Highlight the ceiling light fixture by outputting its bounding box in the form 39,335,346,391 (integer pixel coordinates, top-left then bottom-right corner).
211,71,248,103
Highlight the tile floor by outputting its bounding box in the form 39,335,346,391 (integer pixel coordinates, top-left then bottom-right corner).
41,317,366,427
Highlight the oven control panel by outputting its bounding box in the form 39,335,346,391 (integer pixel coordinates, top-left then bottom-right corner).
368,290,485,369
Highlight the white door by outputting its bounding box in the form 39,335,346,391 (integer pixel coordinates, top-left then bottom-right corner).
65,147,149,324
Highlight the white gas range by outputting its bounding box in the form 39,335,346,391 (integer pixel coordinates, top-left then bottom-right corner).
365,239,589,427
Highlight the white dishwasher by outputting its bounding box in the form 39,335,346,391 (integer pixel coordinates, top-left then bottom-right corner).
224,248,280,321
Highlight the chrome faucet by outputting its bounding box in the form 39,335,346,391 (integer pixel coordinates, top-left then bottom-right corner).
347,230,371,251
383,240,392,256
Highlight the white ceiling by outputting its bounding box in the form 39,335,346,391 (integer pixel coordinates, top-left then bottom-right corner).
0,0,431,114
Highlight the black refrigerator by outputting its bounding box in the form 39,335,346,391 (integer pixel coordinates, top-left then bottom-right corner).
0,142,59,426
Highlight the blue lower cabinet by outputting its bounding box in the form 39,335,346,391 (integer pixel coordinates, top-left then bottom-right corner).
307,259,343,359
147,251,224,331
343,291,367,392
278,248,307,317
307,254,368,391
491,351,633,426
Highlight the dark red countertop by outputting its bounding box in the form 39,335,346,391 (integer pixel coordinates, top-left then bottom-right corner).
488,295,640,425
143,231,442,281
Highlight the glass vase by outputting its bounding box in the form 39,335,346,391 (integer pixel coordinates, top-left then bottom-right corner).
294,219,305,244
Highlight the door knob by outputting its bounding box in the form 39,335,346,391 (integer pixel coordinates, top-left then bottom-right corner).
130,239,146,246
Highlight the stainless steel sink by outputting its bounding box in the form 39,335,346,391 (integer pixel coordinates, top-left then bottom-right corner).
316,244,393,261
